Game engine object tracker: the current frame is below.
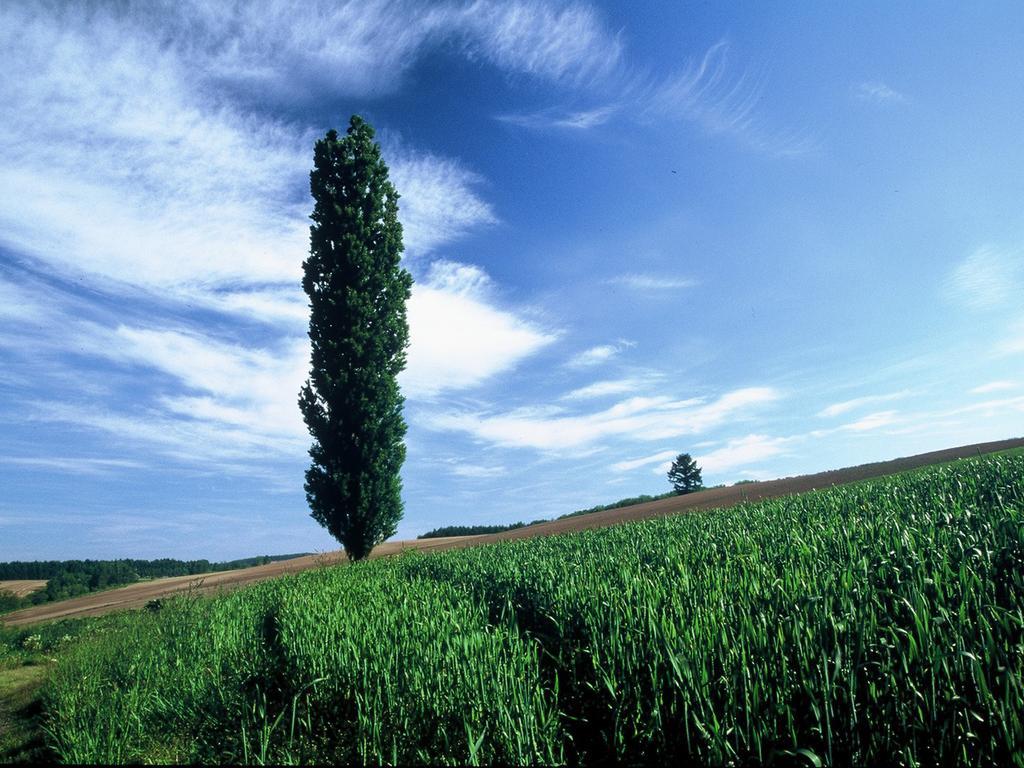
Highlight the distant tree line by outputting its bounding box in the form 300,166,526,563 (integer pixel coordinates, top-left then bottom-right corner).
418,453,747,541
0,558,201,580
558,490,681,519
418,491,683,539
31,561,140,604
0,554,311,614
0,554,309,581
418,522,538,539
0,591,29,613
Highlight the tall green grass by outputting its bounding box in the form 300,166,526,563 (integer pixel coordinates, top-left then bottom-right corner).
43,453,1024,765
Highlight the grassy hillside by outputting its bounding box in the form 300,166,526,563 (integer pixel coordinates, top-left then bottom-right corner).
24,452,1024,764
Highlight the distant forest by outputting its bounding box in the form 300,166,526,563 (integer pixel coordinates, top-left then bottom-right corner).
0,554,310,581
417,522,536,539
0,554,310,612
418,490,681,539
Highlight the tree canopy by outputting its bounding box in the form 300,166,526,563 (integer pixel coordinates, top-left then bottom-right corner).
299,116,413,561
668,453,703,494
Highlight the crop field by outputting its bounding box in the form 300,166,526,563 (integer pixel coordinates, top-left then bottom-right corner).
35,452,1024,765
6,438,1021,630
0,581,46,598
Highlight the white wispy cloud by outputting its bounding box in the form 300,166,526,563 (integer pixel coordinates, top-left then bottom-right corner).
876,396,1024,441
166,0,441,100
996,317,1024,356
696,434,791,474
855,81,907,104
5,305,309,469
611,449,678,473
55,1,621,103
493,34,814,155
615,391,1020,483
562,377,651,400
496,104,619,130
448,463,508,479
0,457,148,475
806,416,895,440
459,1,622,85
0,0,576,476
643,42,760,129
940,395,1024,419
27,400,305,464
638,41,818,156
567,341,633,368
8,256,556,468
424,386,780,451
818,390,910,418
608,274,697,290
0,5,311,292
0,0,607,331
197,288,309,326
970,380,1018,395
388,149,499,259
946,246,1022,311
839,410,900,432
78,325,311,450
402,261,558,398
0,275,42,321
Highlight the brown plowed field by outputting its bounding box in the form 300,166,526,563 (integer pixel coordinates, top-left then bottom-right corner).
0,581,47,598
4,436,1022,628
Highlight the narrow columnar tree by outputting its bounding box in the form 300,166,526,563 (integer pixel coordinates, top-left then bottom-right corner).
299,115,413,561
668,453,703,495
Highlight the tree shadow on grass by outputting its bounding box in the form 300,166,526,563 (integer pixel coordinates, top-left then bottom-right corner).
0,664,57,763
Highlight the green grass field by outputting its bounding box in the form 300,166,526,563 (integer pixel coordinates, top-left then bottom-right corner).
11,451,1024,765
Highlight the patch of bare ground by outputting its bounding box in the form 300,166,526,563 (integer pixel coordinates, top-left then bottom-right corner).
0,582,46,599
3,436,1021,628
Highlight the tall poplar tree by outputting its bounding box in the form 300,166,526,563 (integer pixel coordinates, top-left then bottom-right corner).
299,116,413,561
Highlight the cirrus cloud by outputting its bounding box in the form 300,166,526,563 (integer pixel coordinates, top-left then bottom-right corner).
425,386,780,452
402,261,558,398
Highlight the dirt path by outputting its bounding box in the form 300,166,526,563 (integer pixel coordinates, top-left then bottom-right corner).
3,436,1021,628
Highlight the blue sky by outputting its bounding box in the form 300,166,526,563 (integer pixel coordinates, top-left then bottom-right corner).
2,1,1023,561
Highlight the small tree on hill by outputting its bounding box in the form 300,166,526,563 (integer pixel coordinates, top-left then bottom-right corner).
299,115,413,561
668,453,703,494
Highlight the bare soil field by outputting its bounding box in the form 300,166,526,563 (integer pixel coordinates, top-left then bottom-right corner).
4,436,1022,628
0,581,47,598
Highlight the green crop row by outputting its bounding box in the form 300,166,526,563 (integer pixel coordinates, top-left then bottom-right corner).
42,453,1024,765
